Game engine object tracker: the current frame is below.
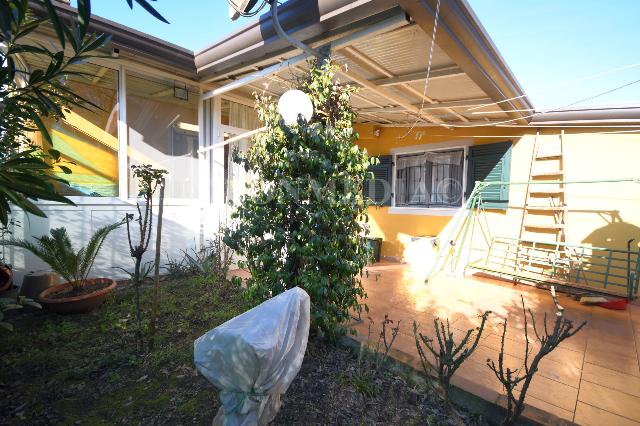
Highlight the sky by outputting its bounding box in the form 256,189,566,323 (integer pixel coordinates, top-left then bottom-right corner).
73,0,640,109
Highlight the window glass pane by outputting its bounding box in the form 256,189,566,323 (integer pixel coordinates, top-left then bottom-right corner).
429,150,463,206
396,154,427,206
224,136,252,205
30,61,119,196
221,98,260,130
126,72,200,198
220,99,259,208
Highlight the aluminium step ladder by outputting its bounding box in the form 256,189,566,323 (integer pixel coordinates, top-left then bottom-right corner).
515,130,568,278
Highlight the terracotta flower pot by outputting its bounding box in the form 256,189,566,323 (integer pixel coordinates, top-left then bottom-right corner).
38,278,117,314
0,265,13,293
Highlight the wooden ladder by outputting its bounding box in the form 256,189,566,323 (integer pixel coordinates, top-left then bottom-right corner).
515,130,567,276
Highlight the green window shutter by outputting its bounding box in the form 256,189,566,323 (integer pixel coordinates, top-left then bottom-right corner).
364,155,392,206
466,142,512,210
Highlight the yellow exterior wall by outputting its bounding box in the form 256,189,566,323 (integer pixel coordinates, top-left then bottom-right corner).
355,124,640,260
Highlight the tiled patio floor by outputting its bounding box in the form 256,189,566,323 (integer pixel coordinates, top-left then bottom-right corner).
351,263,640,425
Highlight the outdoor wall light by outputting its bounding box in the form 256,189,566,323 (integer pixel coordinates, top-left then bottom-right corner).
278,89,313,126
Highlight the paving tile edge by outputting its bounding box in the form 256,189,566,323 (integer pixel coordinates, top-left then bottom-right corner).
338,335,578,426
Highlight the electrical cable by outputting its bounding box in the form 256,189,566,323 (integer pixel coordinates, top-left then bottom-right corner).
399,0,441,138
227,0,268,18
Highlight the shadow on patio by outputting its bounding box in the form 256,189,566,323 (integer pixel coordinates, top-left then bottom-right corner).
352,262,640,425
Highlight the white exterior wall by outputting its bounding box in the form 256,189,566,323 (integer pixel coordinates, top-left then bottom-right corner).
7,199,204,285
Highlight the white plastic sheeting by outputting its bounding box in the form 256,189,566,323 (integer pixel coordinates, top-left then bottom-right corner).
194,287,311,426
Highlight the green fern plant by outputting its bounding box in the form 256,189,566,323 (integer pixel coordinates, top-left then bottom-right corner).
3,221,123,291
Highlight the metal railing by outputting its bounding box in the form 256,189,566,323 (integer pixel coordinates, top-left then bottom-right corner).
469,236,640,299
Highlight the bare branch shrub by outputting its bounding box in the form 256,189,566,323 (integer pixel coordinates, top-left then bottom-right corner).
349,314,401,397
487,288,586,425
414,311,490,404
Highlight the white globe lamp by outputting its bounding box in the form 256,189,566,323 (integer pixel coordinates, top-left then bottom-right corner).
277,89,313,125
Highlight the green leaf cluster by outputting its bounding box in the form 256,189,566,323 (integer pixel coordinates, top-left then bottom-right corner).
2,220,124,290
224,59,374,340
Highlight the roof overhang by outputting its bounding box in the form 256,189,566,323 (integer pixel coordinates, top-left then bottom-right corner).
195,0,400,83
196,0,534,126
28,0,537,126
28,1,198,80
530,105,640,126
397,0,533,125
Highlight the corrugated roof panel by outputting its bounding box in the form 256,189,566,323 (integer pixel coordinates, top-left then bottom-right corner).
351,24,455,77
407,74,486,102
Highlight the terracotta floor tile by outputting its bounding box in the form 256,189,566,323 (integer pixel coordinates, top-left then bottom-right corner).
537,356,582,389
472,345,519,374
480,332,584,370
589,316,634,332
452,358,503,395
558,330,588,353
586,338,638,360
542,344,585,369
578,381,640,422
585,346,640,377
590,306,631,317
525,396,574,421
472,344,581,389
481,332,536,358
589,327,636,347
581,362,640,398
574,402,640,426
355,264,640,423
527,374,579,412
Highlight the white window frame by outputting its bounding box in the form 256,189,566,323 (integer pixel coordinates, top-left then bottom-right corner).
23,33,209,207
36,55,209,207
122,66,204,206
217,95,261,205
389,139,473,216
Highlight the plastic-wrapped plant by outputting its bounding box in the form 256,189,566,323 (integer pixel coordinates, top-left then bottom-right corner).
414,311,490,404
487,289,586,425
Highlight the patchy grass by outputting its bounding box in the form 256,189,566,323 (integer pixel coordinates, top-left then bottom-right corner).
1,277,487,425
1,277,248,425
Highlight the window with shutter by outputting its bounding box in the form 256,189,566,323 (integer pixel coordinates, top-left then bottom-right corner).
466,141,512,210
395,149,464,208
363,155,392,206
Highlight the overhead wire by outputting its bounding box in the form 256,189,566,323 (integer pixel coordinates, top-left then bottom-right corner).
466,61,640,113
399,0,441,138
422,77,640,129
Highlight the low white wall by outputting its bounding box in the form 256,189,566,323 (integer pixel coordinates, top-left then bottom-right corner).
4,197,212,287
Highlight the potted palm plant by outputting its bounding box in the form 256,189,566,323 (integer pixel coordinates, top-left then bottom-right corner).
3,221,123,314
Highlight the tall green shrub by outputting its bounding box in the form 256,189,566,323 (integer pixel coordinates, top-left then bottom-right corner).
224,60,372,339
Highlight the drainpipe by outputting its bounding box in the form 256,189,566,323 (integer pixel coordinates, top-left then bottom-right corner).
269,0,321,58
